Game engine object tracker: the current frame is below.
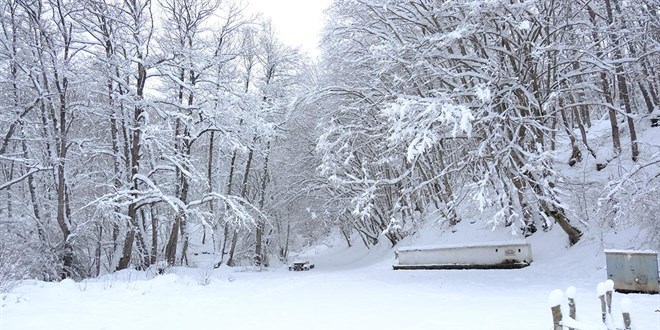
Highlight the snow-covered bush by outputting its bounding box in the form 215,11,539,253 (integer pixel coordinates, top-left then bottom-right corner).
596,155,660,249
198,269,212,286
0,242,26,293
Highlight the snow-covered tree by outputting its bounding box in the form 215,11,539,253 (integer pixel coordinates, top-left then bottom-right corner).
314,0,657,247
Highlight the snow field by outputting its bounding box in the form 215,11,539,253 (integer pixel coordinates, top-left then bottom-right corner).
2,238,658,330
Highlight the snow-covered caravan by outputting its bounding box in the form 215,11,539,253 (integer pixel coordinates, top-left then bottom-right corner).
393,241,532,270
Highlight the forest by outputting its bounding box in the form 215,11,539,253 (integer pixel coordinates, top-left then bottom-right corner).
0,0,658,282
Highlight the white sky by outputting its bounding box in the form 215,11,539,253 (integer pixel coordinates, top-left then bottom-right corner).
246,0,332,57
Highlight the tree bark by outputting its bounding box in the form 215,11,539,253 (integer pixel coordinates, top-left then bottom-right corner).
588,7,621,156
228,136,257,267
117,35,148,271
605,0,639,162
254,142,271,266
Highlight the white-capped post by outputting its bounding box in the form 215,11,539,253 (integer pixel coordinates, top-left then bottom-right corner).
549,289,564,330
566,286,577,330
604,279,614,314
597,282,607,323
620,298,632,330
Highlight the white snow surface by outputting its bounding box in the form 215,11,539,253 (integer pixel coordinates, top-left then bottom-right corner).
549,289,564,307
1,226,659,330
517,20,531,30
597,282,607,296
620,298,633,313
603,249,658,255
566,286,577,299
396,239,529,252
605,279,614,292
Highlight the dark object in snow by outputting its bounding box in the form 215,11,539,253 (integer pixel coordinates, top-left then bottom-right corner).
567,296,576,330
598,294,607,322
550,304,562,330
289,261,314,271
392,262,530,270
604,249,659,294
393,242,532,270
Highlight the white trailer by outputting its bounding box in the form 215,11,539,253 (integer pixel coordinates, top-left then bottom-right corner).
393,241,533,270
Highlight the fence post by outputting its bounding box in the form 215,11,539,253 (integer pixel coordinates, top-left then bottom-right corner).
605,279,614,314
597,282,607,323
549,289,564,330
566,286,576,330
621,298,632,330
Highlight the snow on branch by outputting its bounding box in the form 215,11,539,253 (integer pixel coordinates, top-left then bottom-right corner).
189,193,266,229
382,96,474,163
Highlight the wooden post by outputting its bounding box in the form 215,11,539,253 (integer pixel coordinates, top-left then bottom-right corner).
605,279,614,314
621,297,632,330
549,289,563,330
566,286,576,330
622,312,631,329
551,305,562,330
598,295,607,322
597,282,607,323
567,297,576,330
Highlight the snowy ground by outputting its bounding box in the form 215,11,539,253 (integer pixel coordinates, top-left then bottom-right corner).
1,227,659,330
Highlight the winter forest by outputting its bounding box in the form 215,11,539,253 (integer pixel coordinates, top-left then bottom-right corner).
0,0,658,285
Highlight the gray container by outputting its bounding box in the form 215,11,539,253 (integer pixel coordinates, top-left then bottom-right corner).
605,249,659,294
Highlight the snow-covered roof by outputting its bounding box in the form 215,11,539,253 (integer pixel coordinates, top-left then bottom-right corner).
603,249,658,255
397,240,530,252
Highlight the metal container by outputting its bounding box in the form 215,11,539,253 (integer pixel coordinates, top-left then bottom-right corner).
604,249,659,294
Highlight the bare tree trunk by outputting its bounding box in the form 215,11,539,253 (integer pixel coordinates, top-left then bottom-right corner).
572,108,596,159
255,142,270,266
588,7,621,157
560,109,582,167
550,115,557,151
118,225,135,270
582,109,591,128
150,207,158,265
22,138,46,243
220,146,239,264
136,208,151,268
165,212,182,266
228,137,257,267
283,221,290,261
437,142,459,225
52,22,73,278
605,0,639,162
203,131,216,245
117,55,148,271
546,207,582,245
95,225,103,276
